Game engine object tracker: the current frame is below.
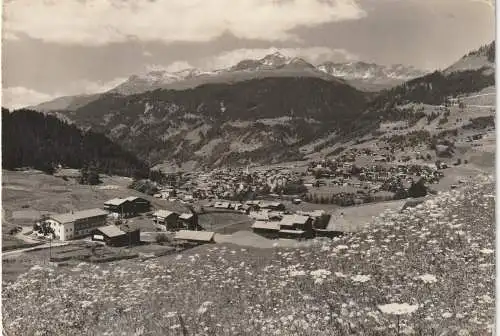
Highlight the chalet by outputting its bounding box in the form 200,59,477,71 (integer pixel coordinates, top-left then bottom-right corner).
46,208,109,241
152,210,179,231
92,224,140,247
104,197,151,217
251,221,280,238
278,214,313,237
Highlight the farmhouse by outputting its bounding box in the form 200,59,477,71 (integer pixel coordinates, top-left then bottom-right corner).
278,215,312,231
251,221,280,238
152,210,179,231
92,224,141,247
46,208,109,241
104,196,151,217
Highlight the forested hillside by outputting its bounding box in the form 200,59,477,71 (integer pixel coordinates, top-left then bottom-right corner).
2,108,149,177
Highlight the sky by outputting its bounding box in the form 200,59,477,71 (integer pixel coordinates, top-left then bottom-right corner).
1,0,495,109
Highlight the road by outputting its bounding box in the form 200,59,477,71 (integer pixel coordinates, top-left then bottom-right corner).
3,241,69,257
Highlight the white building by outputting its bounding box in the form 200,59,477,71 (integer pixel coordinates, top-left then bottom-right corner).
46,208,109,241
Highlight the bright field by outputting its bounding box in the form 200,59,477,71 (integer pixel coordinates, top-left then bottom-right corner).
2,175,495,336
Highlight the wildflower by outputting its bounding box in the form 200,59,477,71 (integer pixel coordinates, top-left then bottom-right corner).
416,274,437,284
378,303,419,315
197,301,213,314
351,275,371,283
479,248,494,255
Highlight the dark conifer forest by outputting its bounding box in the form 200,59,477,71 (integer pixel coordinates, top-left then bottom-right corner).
2,108,149,177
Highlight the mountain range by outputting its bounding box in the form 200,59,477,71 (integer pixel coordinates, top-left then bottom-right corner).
8,41,496,172
29,52,428,112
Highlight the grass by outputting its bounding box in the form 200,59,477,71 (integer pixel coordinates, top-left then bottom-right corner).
1,169,189,249
2,174,495,336
198,212,253,233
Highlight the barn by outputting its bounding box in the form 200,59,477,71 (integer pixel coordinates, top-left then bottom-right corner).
92,225,141,247
251,221,280,238
104,197,151,217
152,210,179,230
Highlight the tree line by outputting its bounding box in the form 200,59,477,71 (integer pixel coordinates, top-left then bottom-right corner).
2,108,150,178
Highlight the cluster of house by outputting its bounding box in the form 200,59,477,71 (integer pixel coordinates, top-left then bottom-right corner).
307,156,443,190
40,196,153,245
153,166,302,203
209,199,287,213
151,210,197,231
250,208,337,240
38,194,217,247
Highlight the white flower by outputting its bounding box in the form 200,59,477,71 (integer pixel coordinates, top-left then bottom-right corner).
310,269,331,278
289,270,306,277
479,248,494,255
378,303,419,315
416,274,437,284
197,301,213,314
351,275,371,283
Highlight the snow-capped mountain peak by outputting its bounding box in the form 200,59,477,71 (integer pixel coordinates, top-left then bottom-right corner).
317,61,426,82
260,51,289,66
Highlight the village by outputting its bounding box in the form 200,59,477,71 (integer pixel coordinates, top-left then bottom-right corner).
12,146,452,265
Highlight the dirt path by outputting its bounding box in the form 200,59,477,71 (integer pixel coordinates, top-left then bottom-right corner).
3,241,70,257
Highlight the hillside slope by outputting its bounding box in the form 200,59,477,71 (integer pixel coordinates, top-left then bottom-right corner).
3,175,494,335
2,108,149,177
62,76,369,167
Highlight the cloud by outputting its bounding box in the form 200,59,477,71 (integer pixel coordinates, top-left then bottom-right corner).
146,61,195,73
199,47,358,69
3,0,366,45
2,77,127,109
2,87,55,110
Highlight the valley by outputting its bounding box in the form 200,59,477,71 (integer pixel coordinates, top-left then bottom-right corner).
2,40,496,336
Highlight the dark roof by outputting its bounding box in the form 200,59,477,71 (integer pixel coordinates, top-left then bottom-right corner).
50,208,108,224
95,225,125,238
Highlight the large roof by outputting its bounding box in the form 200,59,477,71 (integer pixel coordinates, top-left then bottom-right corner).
153,210,177,218
279,214,310,226
96,225,125,238
104,198,129,206
125,196,149,203
50,208,108,224
251,221,280,231
174,230,215,242
179,213,193,220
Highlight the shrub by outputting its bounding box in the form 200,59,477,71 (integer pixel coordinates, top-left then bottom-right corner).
155,233,170,244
